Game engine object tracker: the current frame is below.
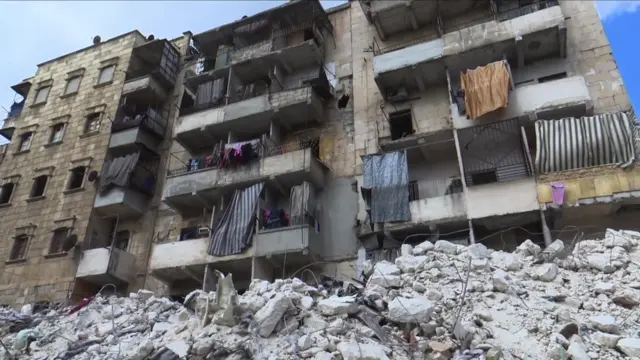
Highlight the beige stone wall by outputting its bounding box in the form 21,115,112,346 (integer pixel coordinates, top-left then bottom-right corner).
0,32,146,306
561,1,631,114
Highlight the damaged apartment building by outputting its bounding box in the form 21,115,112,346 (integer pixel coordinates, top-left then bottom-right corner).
0,31,190,306
353,0,637,262
0,0,636,307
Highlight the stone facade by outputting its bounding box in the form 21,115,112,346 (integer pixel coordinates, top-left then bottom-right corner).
0,31,147,306
0,0,633,306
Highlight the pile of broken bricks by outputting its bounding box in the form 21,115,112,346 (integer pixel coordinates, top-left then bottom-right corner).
3,228,640,359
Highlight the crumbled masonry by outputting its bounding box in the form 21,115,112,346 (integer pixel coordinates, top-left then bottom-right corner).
5,228,640,359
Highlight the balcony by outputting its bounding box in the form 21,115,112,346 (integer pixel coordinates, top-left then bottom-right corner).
0,101,23,140
93,154,157,219
149,237,254,284
373,3,565,96
452,73,592,129
76,247,136,285
109,107,167,154
175,85,325,153
254,224,320,259
163,144,326,215
121,40,178,105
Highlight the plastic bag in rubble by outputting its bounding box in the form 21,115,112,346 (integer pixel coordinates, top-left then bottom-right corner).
211,270,238,327
13,328,41,350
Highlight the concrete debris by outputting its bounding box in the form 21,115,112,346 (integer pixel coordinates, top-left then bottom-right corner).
7,228,640,359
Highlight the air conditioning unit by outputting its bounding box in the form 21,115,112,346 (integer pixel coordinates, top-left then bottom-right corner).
387,87,408,103
198,227,211,237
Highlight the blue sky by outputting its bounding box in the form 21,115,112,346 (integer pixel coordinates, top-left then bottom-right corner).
0,1,637,119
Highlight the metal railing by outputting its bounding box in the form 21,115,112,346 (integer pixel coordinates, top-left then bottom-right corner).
408,177,464,202
167,137,319,177
180,81,317,116
129,162,157,195
112,107,167,138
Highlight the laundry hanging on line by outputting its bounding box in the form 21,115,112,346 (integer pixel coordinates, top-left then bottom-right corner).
460,60,511,119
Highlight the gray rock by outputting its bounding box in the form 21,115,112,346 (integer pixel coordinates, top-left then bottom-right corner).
337,341,390,360
372,261,401,276
515,239,541,257
253,293,292,337
617,338,640,357
387,296,434,323
368,274,402,288
594,282,616,294
434,240,459,255
589,315,620,334
395,255,428,273
492,272,510,292
413,240,434,255
567,340,590,360
591,332,621,348
466,243,490,259
317,296,358,316
534,263,559,282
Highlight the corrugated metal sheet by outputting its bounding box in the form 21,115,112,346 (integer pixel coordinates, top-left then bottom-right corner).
535,112,636,174
207,182,264,256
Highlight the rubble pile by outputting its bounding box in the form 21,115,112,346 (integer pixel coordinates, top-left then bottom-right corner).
5,228,640,359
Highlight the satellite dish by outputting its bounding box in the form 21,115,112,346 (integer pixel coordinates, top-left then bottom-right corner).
87,171,99,182
93,36,101,45
147,34,155,41
62,234,78,252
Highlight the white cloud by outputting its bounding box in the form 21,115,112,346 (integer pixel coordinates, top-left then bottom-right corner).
596,1,640,21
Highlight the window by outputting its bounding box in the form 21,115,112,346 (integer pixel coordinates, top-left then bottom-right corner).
30,175,48,198
179,227,199,241
389,110,414,140
49,228,68,254
408,181,419,202
18,132,33,152
538,72,568,84
9,235,28,261
97,65,116,84
0,183,15,204
470,170,498,185
67,166,86,190
113,230,130,251
84,113,101,133
64,76,82,95
49,123,65,143
34,86,51,105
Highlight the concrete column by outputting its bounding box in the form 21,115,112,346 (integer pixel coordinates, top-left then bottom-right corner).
251,257,274,282
540,210,552,247
452,129,468,189
468,220,476,244
227,131,237,144
202,264,217,292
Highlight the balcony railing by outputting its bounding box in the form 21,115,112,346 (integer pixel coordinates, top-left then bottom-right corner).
129,162,157,196
408,177,464,202
5,100,24,120
112,107,167,137
372,0,560,56
167,137,319,177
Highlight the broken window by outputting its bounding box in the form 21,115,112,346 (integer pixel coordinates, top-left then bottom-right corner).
470,170,498,185
179,227,199,241
538,71,567,83
408,180,419,202
64,76,82,95
49,123,65,143
98,65,116,84
9,234,28,261
84,113,101,133
30,175,48,198
18,132,33,152
389,110,414,140
67,166,86,190
113,230,130,251
34,86,50,105
0,183,15,204
49,228,69,254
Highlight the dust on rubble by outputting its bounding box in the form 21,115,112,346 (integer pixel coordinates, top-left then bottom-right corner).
2,228,640,359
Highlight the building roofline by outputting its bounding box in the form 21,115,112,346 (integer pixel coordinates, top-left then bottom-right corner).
326,2,350,14
37,30,145,67
193,0,325,43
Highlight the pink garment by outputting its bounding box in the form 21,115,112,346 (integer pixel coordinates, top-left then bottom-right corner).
551,183,565,205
